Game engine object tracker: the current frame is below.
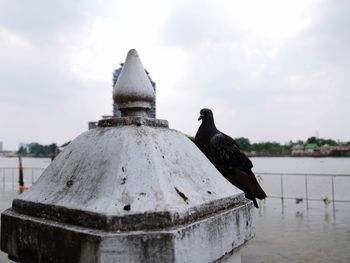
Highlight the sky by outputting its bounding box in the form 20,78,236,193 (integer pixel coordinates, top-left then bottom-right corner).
0,0,349,150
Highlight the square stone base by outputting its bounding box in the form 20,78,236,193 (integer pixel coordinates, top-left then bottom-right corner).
1,202,253,263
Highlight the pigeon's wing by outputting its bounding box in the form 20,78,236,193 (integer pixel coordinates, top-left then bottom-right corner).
237,149,254,172
209,133,241,169
222,132,254,171
209,133,267,201
210,133,254,172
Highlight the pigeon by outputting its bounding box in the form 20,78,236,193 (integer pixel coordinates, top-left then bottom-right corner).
195,108,266,208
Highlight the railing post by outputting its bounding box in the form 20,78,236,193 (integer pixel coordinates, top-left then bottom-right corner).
1,168,4,191
18,155,24,189
31,168,34,184
305,174,309,209
280,174,284,202
11,168,14,190
331,175,336,219
331,175,335,202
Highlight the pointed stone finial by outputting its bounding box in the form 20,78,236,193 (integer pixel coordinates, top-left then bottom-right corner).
113,49,155,117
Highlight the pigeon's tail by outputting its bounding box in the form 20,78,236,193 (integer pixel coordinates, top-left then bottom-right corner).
245,191,259,208
247,170,267,200
223,168,266,202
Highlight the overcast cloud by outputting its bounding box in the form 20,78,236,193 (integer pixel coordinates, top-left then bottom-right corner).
0,0,349,150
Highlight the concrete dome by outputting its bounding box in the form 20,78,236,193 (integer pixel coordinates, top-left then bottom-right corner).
13,118,244,231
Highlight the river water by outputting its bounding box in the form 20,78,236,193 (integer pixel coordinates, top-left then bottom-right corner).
0,157,349,262
244,157,350,263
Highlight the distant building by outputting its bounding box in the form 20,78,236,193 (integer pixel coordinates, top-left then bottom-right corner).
18,143,30,152
330,146,350,157
291,143,348,157
291,144,304,156
305,143,318,155
112,64,156,118
319,144,332,155
0,141,3,152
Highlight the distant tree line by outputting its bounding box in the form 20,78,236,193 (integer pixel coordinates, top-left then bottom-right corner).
18,137,348,158
235,136,344,156
18,143,59,157
186,134,348,156
235,137,291,156
303,136,337,146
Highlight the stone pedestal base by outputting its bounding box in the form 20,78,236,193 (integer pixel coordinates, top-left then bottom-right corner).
1,201,253,263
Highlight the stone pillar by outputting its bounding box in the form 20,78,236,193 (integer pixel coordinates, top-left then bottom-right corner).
1,49,254,263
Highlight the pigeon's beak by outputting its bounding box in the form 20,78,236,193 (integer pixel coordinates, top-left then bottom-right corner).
198,115,203,121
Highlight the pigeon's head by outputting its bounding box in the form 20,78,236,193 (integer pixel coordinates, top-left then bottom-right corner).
198,108,213,122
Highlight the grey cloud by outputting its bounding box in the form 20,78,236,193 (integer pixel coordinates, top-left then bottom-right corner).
160,0,242,49
278,1,350,73
0,0,97,45
159,0,350,142
0,0,105,150
0,0,105,108
0,40,82,109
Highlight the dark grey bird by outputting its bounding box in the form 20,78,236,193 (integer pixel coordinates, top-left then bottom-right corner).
195,108,266,208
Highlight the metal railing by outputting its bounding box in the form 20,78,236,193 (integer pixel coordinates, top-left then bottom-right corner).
0,167,45,190
256,172,350,206
1,167,349,206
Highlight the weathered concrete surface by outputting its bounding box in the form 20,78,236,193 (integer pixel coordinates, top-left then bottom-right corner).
1,199,253,263
10,124,244,231
97,116,168,128
1,121,254,262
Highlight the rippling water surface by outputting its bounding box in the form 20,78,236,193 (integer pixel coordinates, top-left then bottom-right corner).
244,157,350,263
